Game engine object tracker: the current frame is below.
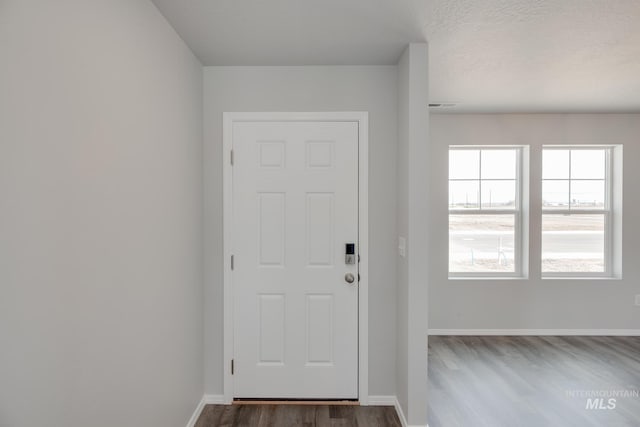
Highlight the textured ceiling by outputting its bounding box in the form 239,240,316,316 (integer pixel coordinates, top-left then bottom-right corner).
424,0,640,112
151,0,640,112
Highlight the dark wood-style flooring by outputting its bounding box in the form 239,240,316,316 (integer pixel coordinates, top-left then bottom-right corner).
195,336,640,426
428,335,640,427
195,404,401,427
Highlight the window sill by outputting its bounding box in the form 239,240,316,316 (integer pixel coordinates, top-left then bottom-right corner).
448,276,528,281
541,276,622,281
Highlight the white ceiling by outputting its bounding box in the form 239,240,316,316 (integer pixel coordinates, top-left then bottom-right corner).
151,0,640,112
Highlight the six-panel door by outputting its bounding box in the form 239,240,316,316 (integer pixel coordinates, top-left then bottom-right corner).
232,121,359,399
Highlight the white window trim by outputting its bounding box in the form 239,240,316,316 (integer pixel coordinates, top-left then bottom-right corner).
541,146,614,278
448,146,525,279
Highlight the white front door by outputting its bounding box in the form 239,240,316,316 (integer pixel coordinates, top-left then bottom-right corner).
232,120,359,399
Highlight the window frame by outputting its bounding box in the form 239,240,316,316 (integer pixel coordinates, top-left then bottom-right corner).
541,145,614,278
448,145,525,279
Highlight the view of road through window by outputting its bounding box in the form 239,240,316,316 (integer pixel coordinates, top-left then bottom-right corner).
449,214,605,273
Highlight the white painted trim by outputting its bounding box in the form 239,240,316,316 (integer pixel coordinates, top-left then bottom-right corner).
367,395,396,406
223,113,234,404
185,396,206,427
368,396,427,427
222,112,369,404
429,329,640,336
203,394,226,404
394,397,408,427
393,396,427,427
185,395,227,427
357,112,369,405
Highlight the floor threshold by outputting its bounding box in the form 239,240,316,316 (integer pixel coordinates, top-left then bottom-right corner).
233,399,359,406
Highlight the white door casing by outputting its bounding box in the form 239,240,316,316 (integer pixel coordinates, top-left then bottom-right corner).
223,112,368,403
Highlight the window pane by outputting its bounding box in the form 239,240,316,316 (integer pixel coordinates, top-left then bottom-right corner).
542,180,569,208
543,149,569,179
571,180,605,209
542,214,605,273
449,150,479,180
449,180,479,209
571,149,605,179
481,150,516,179
449,214,515,273
481,180,516,209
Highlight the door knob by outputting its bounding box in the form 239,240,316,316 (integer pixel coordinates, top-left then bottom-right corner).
345,273,355,284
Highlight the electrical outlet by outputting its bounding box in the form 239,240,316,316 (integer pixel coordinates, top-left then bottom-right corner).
635,295,640,306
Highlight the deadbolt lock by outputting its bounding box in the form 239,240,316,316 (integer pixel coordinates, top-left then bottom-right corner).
345,243,356,265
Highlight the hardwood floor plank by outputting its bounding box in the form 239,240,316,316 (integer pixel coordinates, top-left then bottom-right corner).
216,405,240,427
428,336,640,427
194,405,224,427
256,405,277,427
195,404,400,427
233,405,262,427
195,337,639,426
314,405,331,427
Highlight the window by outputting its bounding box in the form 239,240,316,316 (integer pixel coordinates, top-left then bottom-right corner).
542,147,613,276
449,147,524,277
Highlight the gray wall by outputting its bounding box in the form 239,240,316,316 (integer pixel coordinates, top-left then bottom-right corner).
429,114,640,331
0,1,204,426
396,44,429,426
203,66,398,396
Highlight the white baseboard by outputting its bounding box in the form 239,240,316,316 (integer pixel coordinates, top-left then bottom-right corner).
429,329,640,336
360,396,429,426
394,397,409,427
384,396,429,427
185,395,226,427
185,396,205,427
203,394,226,404
367,395,396,406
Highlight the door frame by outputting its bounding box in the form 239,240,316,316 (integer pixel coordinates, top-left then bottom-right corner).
222,112,369,404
